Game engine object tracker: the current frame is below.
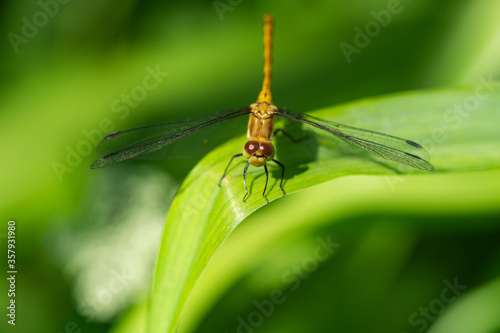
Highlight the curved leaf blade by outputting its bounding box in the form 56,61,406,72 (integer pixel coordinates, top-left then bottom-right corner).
147,86,500,333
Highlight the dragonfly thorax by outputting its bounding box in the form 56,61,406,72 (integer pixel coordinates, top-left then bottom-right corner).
243,140,275,167
247,102,276,142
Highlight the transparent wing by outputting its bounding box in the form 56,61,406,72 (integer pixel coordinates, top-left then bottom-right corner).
275,108,434,171
90,107,250,169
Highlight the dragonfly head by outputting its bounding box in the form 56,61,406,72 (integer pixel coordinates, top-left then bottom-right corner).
243,140,275,167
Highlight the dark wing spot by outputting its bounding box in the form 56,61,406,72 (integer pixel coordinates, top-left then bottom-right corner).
404,152,423,160
105,131,122,140
406,140,423,148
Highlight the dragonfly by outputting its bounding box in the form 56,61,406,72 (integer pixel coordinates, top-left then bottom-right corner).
91,15,434,204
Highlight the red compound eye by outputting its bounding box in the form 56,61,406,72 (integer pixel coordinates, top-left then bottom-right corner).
260,142,275,157
244,140,260,154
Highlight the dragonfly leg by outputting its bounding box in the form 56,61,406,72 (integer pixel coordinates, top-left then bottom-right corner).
242,160,251,202
219,153,244,187
272,159,286,197
273,129,307,143
262,164,270,204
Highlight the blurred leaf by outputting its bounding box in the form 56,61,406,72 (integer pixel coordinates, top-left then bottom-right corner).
146,85,500,333
428,277,500,333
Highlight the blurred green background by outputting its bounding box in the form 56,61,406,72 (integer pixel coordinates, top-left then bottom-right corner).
1,0,500,332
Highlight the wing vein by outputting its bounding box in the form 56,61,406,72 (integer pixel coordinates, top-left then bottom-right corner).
90,107,250,169
275,108,434,171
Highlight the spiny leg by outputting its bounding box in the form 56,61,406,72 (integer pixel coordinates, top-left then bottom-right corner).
219,153,243,187
242,160,251,202
272,159,286,197
262,164,270,205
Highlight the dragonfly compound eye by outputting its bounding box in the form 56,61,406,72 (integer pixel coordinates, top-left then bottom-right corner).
244,140,260,155
259,142,275,158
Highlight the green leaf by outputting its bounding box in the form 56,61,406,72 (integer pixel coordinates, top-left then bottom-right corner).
147,86,500,333
428,277,500,333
